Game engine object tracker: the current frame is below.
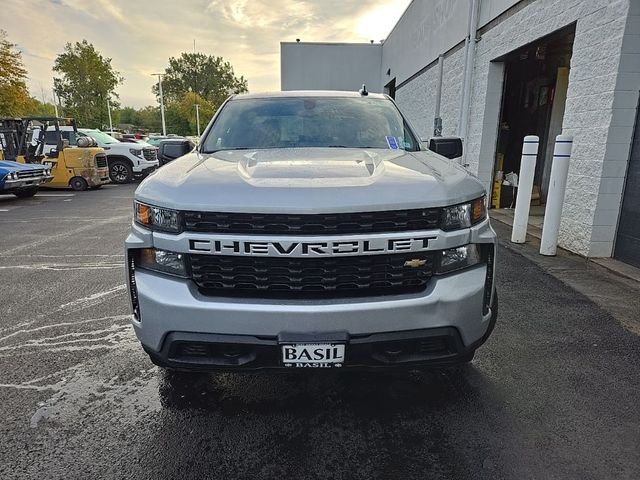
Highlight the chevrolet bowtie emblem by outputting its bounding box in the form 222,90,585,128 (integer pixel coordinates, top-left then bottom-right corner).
404,259,427,268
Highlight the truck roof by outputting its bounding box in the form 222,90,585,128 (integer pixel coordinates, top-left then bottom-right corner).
233,90,388,100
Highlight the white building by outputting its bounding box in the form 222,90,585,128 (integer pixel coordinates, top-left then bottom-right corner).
280,0,640,268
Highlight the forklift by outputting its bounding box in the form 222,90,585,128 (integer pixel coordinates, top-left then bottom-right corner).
16,117,110,191
0,118,53,198
0,118,24,161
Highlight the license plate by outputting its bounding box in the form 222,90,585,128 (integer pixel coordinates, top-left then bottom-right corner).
281,343,345,368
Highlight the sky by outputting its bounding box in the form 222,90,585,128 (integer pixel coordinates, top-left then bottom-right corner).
4,0,411,108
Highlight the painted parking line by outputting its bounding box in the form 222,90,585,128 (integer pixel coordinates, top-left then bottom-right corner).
0,209,9,212
34,193,75,197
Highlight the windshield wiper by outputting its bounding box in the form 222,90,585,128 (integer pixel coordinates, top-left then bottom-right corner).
202,147,255,154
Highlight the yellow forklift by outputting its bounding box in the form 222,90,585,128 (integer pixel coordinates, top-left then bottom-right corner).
17,117,110,190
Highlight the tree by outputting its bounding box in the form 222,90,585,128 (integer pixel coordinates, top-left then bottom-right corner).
153,53,247,109
26,98,57,117
53,40,123,127
164,91,215,136
0,30,33,116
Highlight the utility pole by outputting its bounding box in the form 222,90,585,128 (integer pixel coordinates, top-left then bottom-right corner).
195,103,201,137
107,97,114,135
152,73,167,136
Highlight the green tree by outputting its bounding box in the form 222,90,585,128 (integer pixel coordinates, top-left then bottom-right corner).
153,52,247,109
53,40,123,127
0,30,33,116
26,98,57,117
163,91,215,136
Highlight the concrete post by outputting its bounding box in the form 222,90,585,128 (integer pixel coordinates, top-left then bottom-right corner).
511,136,539,244
540,135,573,256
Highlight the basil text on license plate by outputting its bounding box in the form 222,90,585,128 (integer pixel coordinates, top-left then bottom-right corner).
281,343,346,368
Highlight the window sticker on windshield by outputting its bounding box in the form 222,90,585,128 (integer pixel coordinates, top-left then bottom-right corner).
386,136,398,150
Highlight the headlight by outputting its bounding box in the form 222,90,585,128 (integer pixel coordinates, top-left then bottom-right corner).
440,196,486,231
134,201,181,232
129,148,143,158
137,248,188,277
435,244,482,274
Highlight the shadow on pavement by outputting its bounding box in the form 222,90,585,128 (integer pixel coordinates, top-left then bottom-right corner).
157,366,487,414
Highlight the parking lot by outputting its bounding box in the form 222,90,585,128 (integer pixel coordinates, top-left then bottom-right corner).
1,184,639,480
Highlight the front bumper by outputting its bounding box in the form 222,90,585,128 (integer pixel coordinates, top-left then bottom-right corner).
0,174,53,192
125,219,497,370
133,160,159,175
144,322,497,371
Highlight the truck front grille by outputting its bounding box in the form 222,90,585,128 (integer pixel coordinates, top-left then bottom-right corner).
143,148,157,161
183,209,441,235
95,154,107,168
190,252,435,298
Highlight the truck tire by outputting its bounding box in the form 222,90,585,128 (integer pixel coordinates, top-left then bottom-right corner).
109,159,133,184
13,187,39,198
70,176,88,191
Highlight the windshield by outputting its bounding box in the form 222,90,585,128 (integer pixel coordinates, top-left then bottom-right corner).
201,97,419,153
84,130,120,144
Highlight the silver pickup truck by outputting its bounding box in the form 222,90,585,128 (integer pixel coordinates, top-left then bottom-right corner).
125,91,497,374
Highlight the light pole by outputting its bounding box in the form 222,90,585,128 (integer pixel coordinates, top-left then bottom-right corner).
195,103,201,137
52,88,59,118
107,97,114,135
152,73,167,136
52,84,61,117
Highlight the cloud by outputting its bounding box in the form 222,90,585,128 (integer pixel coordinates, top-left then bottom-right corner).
5,0,410,108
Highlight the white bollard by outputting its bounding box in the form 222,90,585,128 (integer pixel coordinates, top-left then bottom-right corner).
540,135,573,256
511,136,539,243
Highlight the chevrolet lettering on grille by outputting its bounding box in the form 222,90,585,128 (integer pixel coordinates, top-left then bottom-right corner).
188,236,436,257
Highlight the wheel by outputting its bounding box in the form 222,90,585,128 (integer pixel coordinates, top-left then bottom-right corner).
69,176,88,191
109,160,133,184
13,187,39,198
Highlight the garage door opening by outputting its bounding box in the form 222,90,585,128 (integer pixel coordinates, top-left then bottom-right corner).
492,25,575,210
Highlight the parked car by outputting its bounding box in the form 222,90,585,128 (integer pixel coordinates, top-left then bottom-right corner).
0,160,53,198
125,91,498,378
157,138,195,166
78,129,159,184
145,136,168,147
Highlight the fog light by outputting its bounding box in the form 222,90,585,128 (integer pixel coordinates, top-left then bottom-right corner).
137,248,188,277
436,244,481,274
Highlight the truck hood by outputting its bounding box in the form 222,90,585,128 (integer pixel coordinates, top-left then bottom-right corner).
0,160,45,174
101,143,141,153
135,148,485,213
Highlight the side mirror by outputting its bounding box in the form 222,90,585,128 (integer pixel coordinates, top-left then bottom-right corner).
429,136,463,159
47,149,59,158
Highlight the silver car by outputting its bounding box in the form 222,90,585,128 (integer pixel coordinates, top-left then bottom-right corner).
125,91,497,374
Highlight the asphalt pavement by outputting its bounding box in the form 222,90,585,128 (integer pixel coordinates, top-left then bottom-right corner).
0,184,639,480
